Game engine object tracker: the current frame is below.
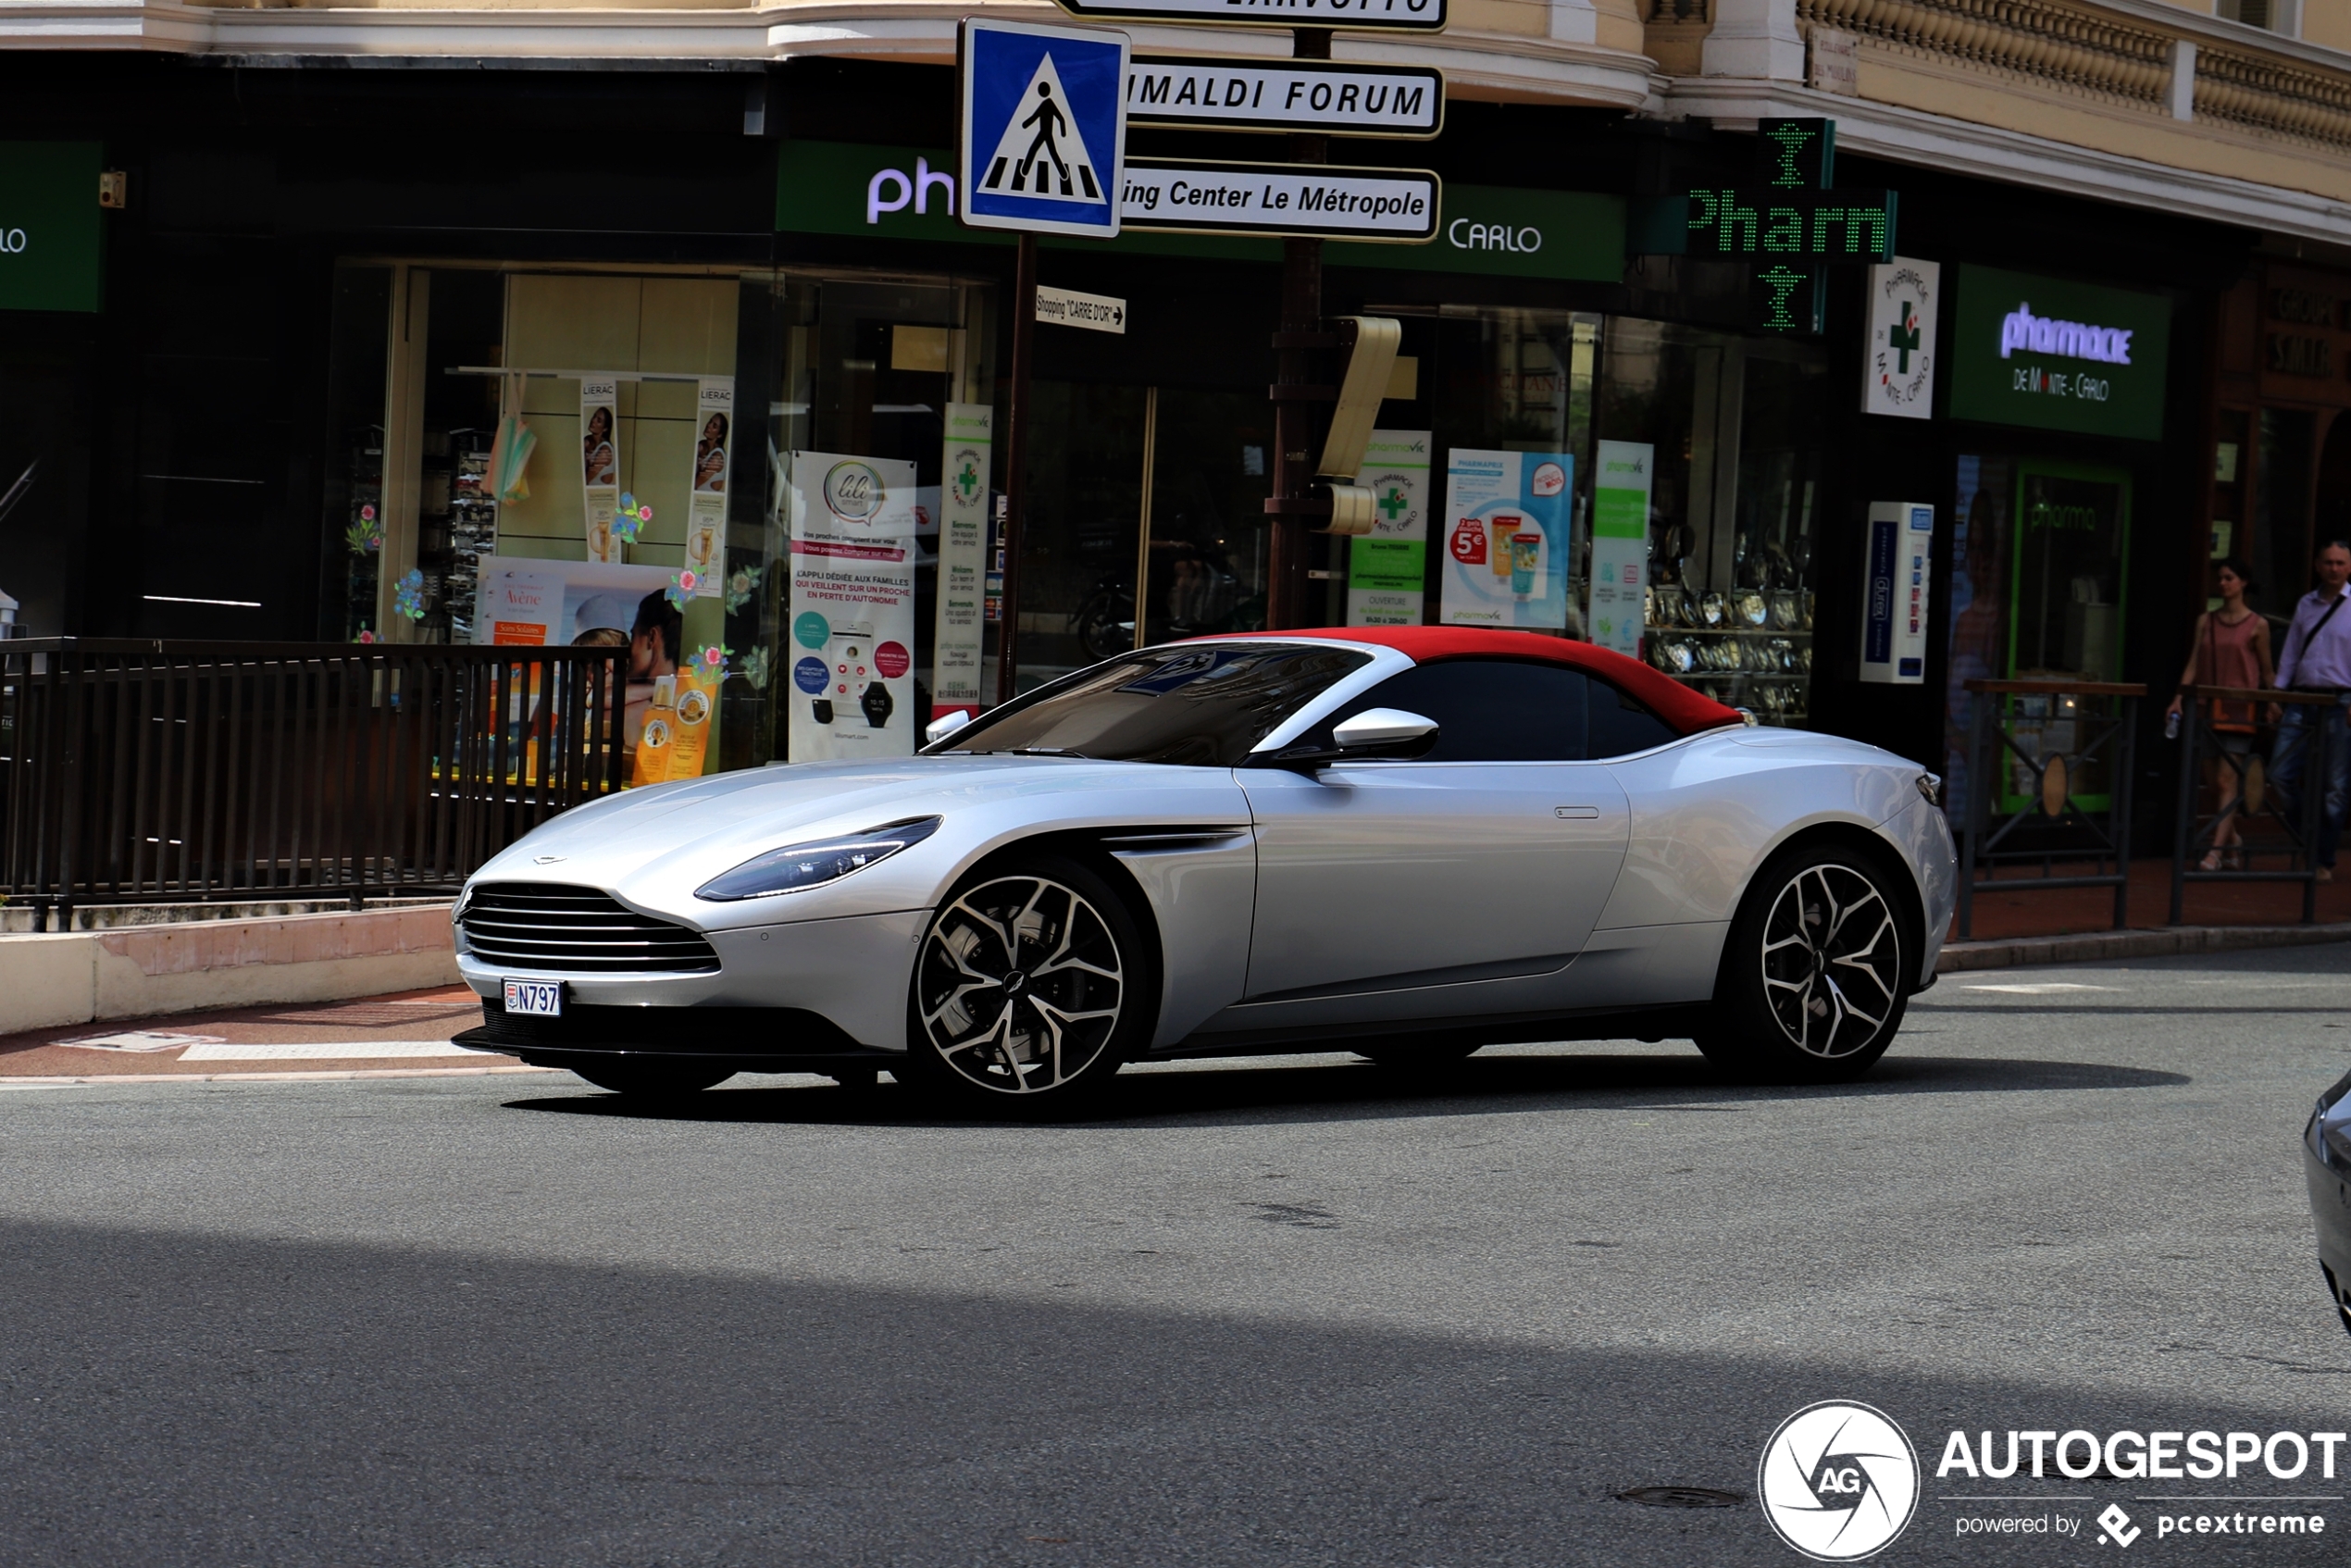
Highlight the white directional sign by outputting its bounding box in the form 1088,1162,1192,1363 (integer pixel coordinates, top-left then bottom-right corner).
1120,158,1439,242
960,19,1132,239
1035,285,1127,333
1055,0,1444,30
1127,56,1443,137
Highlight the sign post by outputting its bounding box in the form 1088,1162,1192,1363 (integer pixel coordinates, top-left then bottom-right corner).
958,18,1131,700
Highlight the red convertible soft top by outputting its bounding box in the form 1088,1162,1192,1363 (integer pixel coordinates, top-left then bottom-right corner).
1202,626,1744,738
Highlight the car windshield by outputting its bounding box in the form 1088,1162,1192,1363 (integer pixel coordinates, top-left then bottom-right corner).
935,643,1373,766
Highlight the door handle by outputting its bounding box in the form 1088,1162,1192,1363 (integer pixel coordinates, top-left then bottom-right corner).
1553,805,1601,819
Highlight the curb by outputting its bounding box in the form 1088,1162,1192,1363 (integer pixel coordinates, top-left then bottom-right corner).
1938,922,2351,974
0,1065,554,1089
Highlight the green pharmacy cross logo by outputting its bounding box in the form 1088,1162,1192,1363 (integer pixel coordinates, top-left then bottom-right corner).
953,456,982,505
1377,486,1410,521
1889,301,1922,372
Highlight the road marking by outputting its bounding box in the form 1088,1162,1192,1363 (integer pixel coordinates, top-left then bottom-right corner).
176,1040,485,1061
1962,982,2119,994
56,1030,225,1052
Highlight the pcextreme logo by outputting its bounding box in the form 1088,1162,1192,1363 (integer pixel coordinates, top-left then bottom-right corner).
1759,1400,1922,1562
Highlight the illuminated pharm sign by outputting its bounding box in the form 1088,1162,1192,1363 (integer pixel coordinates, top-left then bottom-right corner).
1950,265,2171,440
1684,188,1896,262
1999,303,2133,366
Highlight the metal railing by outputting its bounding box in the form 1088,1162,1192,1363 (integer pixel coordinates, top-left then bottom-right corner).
0,640,627,923
1956,678,2143,940
2169,685,2336,926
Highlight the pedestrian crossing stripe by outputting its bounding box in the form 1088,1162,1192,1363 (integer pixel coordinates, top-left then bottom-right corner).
978,53,1104,204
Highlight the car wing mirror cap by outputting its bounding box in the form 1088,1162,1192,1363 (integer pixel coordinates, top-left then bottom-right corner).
924,709,975,747
1263,708,1439,769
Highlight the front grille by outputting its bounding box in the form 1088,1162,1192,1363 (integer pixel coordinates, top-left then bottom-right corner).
458,883,720,974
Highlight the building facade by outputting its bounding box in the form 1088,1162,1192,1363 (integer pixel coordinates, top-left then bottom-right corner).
0,0,2344,810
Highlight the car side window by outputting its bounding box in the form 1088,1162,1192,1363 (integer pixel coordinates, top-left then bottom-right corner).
1314,659,1588,762
1587,678,1679,757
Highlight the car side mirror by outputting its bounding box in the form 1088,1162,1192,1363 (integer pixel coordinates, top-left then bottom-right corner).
924,710,974,747
1263,707,1439,769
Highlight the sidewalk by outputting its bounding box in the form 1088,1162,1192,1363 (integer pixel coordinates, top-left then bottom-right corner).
0,984,540,1085
1943,854,2351,972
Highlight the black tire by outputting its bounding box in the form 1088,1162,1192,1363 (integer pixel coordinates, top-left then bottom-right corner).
571,1061,736,1097
1697,842,1912,1083
902,852,1156,1113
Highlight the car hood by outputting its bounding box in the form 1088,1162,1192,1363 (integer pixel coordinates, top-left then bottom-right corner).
468,755,1251,919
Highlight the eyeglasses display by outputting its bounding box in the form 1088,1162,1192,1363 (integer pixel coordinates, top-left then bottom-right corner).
1626,335,1825,728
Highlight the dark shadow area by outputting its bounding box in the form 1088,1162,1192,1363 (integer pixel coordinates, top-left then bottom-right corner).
0,1217,2333,1568
504,1051,2192,1130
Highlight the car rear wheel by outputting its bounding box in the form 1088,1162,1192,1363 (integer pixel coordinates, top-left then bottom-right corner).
571,1062,736,1097
1698,844,1910,1082
904,853,1152,1112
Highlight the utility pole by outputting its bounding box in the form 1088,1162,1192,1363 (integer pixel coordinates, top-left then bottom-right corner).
996,231,1038,704
1265,25,1330,633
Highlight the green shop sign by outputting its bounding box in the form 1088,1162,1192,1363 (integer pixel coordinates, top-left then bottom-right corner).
0,143,102,314
776,140,1622,281
1948,264,2171,441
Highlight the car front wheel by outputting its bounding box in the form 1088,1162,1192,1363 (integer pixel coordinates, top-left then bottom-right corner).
904,853,1152,1111
1698,845,1910,1082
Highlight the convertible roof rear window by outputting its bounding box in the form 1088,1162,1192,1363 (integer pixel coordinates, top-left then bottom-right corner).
934,643,1373,766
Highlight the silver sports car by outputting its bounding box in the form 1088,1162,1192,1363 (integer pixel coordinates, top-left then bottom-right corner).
451,628,1955,1105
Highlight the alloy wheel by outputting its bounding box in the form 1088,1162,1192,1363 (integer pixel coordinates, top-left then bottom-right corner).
1758,863,1901,1060
915,875,1126,1094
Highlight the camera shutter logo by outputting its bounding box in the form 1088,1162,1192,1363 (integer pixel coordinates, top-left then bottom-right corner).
1758,1400,1920,1561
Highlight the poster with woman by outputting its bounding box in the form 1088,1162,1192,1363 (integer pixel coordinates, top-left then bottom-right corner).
683,378,732,591
580,377,621,563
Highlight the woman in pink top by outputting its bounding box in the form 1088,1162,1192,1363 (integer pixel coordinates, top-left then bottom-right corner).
2166,556,2275,868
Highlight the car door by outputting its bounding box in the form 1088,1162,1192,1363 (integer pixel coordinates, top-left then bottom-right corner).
1234,658,1632,1012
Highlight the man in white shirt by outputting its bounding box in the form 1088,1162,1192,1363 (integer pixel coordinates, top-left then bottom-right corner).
2270,540,2351,879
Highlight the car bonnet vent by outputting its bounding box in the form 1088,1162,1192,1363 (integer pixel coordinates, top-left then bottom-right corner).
460,883,720,975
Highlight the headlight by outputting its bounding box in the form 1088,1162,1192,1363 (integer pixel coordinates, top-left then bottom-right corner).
693,817,941,902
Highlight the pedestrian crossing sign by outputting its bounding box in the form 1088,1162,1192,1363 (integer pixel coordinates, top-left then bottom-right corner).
959,19,1129,239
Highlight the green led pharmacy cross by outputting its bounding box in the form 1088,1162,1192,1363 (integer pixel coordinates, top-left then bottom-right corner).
1685,188,1896,262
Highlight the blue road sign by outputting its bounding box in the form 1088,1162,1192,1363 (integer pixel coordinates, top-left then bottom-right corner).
959,19,1130,240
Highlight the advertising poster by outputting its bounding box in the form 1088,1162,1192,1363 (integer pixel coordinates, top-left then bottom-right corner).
1586,441,1652,660
788,451,919,762
580,376,622,564
1439,448,1572,631
1347,429,1431,628
683,378,732,591
474,556,694,781
930,403,994,719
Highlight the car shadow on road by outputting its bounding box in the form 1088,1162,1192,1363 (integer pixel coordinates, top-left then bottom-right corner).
504,1049,2189,1128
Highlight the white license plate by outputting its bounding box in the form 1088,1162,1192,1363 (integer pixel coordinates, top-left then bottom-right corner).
504,979,564,1017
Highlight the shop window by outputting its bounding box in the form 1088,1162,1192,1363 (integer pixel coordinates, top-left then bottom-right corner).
319,266,392,641
2210,409,2248,604
770,272,998,743
1019,380,1150,686
1141,389,1275,650
1944,454,2014,826
2006,461,2132,809
1619,326,1826,725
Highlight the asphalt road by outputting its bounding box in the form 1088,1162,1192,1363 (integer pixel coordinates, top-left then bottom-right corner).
4,944,2350,1567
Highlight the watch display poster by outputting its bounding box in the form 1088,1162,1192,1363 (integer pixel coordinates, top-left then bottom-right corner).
1586,440,1653,659
580,376,622,564
685,378,733,592
930,402,994,718
1347,429,1431,627
787,451,920,762
1439,448,1573,632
